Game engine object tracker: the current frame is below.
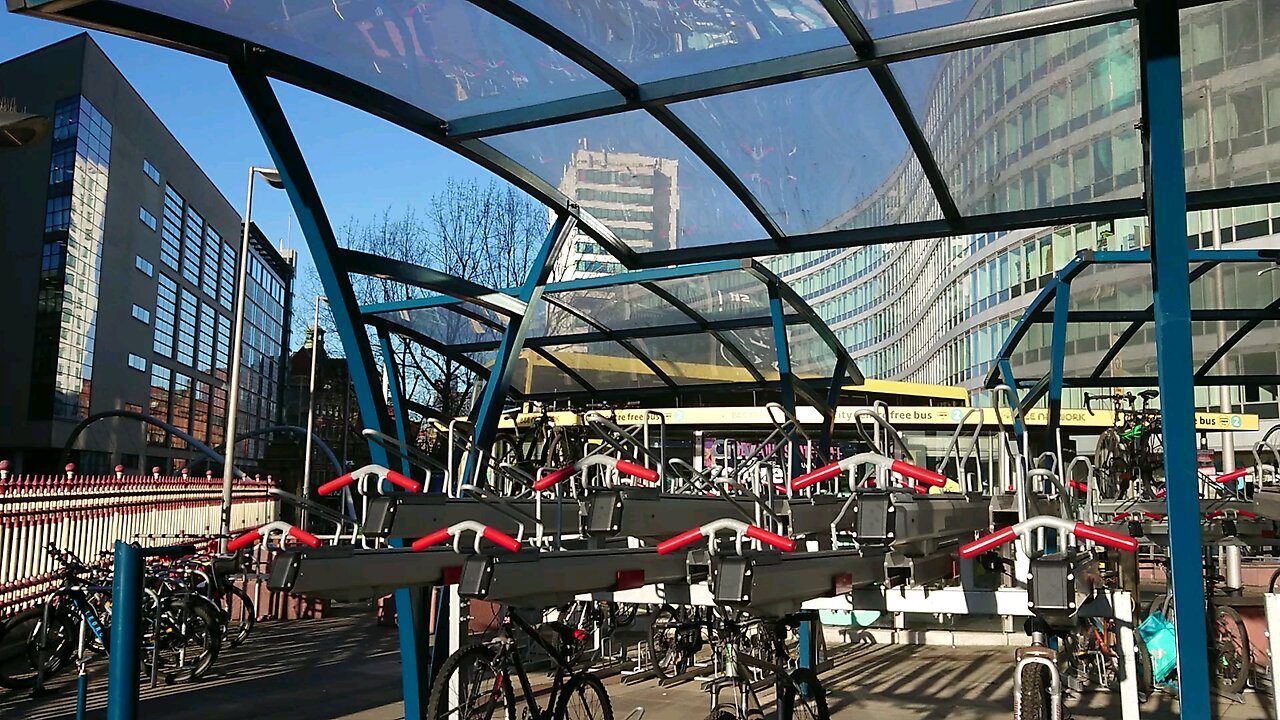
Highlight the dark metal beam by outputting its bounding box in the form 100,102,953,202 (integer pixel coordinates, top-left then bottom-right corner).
1034,309,1280,323
1194,295,1280,378
340,249,526,316
641,282,768,385
539,297,680,389
528,347,600,396
366,317,494,379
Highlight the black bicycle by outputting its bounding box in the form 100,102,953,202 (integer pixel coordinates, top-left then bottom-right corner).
427,606,613,720
1087,391,1164,500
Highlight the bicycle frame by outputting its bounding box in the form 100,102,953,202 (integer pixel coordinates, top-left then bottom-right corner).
485,607,582,720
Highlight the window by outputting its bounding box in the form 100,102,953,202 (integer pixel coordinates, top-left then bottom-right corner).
181,207,204,285
127,353,147,372
154,274,178,357
44,195,71,231
147,364,171,446
138,206,158,231
161,185,183,270
197,302,216,372
219,245,236,310
201,226,221,297
142,159,160,184
130,304,150,324
177,288,198,367
49,147,75,185
135,255,154,277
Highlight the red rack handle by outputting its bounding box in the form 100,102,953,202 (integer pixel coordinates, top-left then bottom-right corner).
226,529,262,553
481,527,522,553
1214,468,1248,484
411,528,452,552
1069,480,1089,494
533,465,577,492
656,528,705,555
287,526,323,548
790,462,844,491
958,527,1016,559
1072,522,1138,553
317,472,354,496
616,460,659,483
744,525,797,552
890,460,947,487
384,469,422,493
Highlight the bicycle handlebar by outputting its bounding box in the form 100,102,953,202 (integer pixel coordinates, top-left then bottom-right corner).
317,465,422,496
227,522,322,552
655,518,796,555
410,521,522,553
1213,468,1248,484
958,516,1137,559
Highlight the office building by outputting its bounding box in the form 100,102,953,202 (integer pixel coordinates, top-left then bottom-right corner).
0,35,293,472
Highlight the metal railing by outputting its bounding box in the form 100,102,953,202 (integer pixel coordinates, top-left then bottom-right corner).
0,464,275,616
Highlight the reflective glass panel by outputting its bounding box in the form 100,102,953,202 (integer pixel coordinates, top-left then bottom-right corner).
1189,261,1280,310
372,303,506,346
483,111,766,249
539,341,667,390
503,348,592,396
548,284,687,332
647,270,771,322
1067,322,1143,378
1067,261,1154,312
786,323,835,380
631,333,758,385
118,0,612,119
1181,0,1280,192
1202,320,1280,376
671,70,943,235
895,20,1142,216
851,0,1075,39
510,0,845,83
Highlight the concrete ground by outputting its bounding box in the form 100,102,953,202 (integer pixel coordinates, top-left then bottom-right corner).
1,607,1271,720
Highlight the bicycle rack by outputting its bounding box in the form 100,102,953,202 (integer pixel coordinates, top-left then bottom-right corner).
268,545,462,601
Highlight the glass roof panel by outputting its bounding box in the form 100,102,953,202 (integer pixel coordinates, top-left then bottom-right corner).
631,333,759,385
509,0,847,84
371,303,505,346
116,0,613,120
1182,0,1280,193
1189,261,1280,310
540,341,668,390
549,284,689,332
895,20,1143,216
1203,320,1280,376
786,323,834,380
646,269,771,321
503,349,590,395
482,111,767,249
1067,260,1153,312
851,0,1075,39
721,326,781,382
670,70,943,235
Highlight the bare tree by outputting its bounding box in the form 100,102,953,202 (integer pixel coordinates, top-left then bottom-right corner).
304,179,551,429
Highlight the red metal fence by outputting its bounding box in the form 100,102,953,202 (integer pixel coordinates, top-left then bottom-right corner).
0,464,276,616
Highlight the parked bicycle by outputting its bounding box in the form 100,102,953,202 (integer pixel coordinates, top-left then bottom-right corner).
1087,391,1164,500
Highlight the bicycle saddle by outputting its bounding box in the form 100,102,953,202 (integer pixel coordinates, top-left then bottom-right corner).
1138,389,1159,400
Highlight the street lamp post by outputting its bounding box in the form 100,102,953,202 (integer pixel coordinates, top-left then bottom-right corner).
300,295,328,531
220,166,283,552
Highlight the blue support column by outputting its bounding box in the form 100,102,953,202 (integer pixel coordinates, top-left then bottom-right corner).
1044,286,1071,457
1138,1,1212,713
106,541,142,720
768,283,801,478
996,359,1026,440
379,330,412,477
229,64,428,718
460,215,574,486
819,355,847,457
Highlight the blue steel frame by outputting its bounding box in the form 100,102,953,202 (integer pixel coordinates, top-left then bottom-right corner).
379,329,412,477
230,64,431,719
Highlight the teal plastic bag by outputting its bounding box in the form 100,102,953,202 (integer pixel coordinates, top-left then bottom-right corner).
1139,611,1178,683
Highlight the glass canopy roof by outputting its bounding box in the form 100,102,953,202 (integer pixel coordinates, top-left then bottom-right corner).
989,249,1280,396
362,260,860,400
16,0,1280,268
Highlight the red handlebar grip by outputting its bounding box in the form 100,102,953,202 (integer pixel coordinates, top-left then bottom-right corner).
287,526,323,548
411,528,453,552
481,527,522,553
1239,510,1259,520
790,462,843,491
656,528,706,555
958,526,1017,559
616,460,659,483
317,473,354,496
226,529,262,553
1072,522,1138,553
384,470,423,493
533,465,576,492
890,460,947,487
1214,468,1248,483
1070,480,1088,493
743,525,796,552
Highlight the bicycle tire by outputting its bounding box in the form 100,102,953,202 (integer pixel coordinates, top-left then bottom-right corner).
1135,633,1154,700
1269,567,1280,595
780,668,830,720
1016,662,1053,720
144,597,220,683
555,672,614,720
705,705,740,720
426,643,516,720
1212,606,1251,694
648,605,681,680
1093,429,1124,500
223,585,255,648
611,602,637,629
0,607,75,689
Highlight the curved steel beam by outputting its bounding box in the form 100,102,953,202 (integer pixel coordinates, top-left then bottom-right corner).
541,296,679,389
60,410,244,478
366,316,496,379
640,281,768,384
183,425,343,476
529,347,600,396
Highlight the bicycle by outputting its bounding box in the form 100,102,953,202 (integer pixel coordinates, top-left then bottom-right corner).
1149,552,1251,694
705,611,827,720
426,605,614,720
1087,391,1164,500
647,604,713,681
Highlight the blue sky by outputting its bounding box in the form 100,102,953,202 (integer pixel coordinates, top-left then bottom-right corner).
1,10,493,338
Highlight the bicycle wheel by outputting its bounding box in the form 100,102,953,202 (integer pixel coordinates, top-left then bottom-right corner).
705,706,740,720
1269,567,1280,594
426,644,515,720
1016,663,1053,720
145,597,220,683
780,668,830,720
1212,606,1251,694
222,585,255,648
610,602,637,629
555,672,614,720
648,606,684,680
1135,634,1154,699
1093,430,1124,500
0,606,75,689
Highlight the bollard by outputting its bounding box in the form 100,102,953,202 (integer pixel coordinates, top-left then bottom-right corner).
107,541,143,720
